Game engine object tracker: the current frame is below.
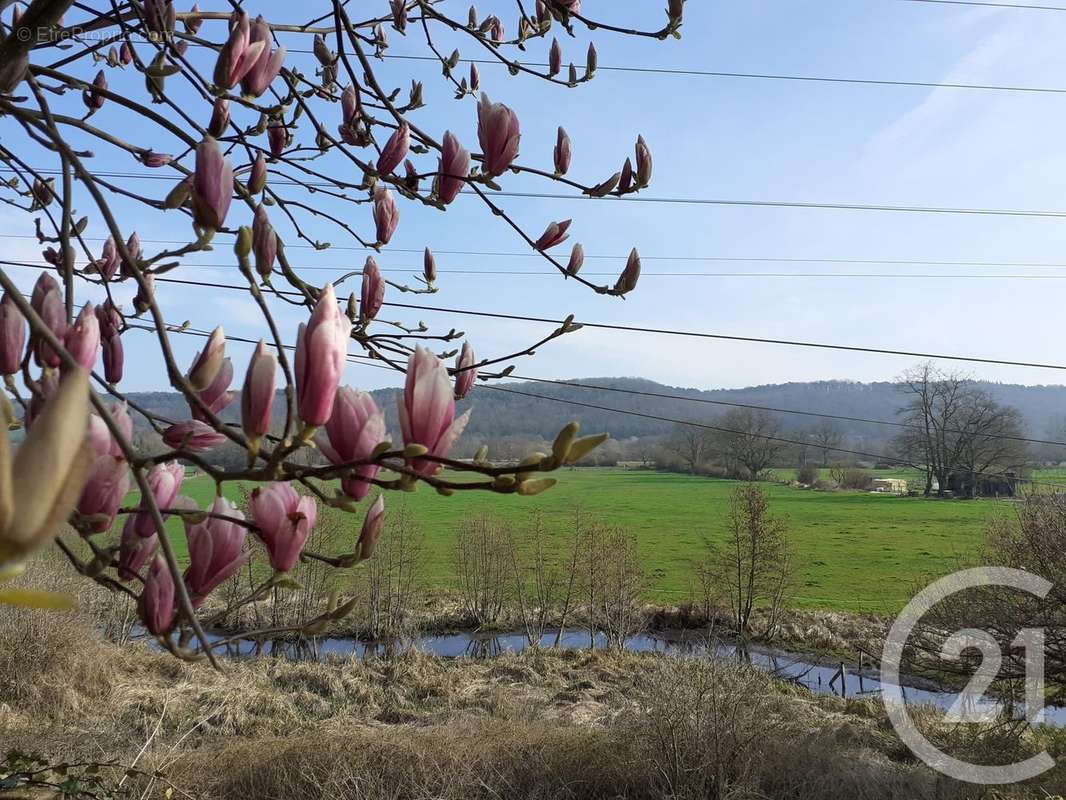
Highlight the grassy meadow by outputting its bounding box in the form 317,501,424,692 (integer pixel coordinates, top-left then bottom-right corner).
150,467,1014,614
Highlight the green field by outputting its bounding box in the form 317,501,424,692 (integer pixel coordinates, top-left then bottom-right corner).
154,468,1013,614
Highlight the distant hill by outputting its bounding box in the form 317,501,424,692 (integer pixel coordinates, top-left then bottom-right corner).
123,377,1066,447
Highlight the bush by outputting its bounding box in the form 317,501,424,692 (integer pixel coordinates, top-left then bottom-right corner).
829,465,871,490
796,463,820,485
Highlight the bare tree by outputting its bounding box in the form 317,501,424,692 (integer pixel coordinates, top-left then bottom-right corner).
808,420,844,467
665,422,712,474
710,409,785,481
357,505,424,641
453,515,509,626
895,363,1027,497
575,519,646,650
716,484,794,638
506,512,565,647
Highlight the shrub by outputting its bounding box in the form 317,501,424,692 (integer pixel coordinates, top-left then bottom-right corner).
796,463,820,485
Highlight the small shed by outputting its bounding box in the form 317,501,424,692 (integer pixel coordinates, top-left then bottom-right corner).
870,478,908,495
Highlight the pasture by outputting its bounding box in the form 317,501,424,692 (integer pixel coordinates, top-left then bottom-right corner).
157,468,1010,614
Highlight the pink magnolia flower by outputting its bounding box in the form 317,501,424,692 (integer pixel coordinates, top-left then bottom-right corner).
635,135,652,187
614,247,641,295
77,454,130,533
241,340,276,444
82,69,107,110
372,184,399,245
453,341,477,399
252,204,276,278
191,137,233,231
162,420,227,453
376,121,409,176
250,482,317,572
96,301,123,384
63,302,100,374
356,494,385,560
398,346,471,476
24,370,57,431
190,357,235,422
566,242,584,276
423,247,436,284
213,10,265,89
318,387,386,501
30,273,66,368
554,127,571,176
360,257,384,321
119,41,134,65
294,284,351,427
139,556,176,635
92,236,119,280
184,496,249,605
267,122,287,158
140,150,172,168
88,402,132,459
135,461,184,537
438,130,469,205
534,219,571,251
187,326,226,392
477,93,520,177
241,15,286,98
0,290,25,375
118,517,157,582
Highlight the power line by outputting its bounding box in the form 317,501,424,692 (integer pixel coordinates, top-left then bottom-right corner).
9,167,1066,220
899,0,1066,11
6,232,1066,269
4,262,1063,373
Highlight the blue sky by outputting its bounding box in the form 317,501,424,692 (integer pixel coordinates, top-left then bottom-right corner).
7,0,1066,392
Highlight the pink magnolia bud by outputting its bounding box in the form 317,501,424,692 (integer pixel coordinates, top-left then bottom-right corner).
213,10,265,89
184,3,202,34
454,341,477,399
402,159,419,193
477,93,520,177
635,135,652,188
252,204,276,278
313,33,332,66
30,273,67,369
372,184,399,245
139,556,176,636
118,517,157,582
241,15,286,98
0,291,26,375
24,370,57,431
391,0,407,32
140,150,172,168
338,85,361,144
423,247,436,284
88,402,132,459
82,69,107,110
191,356,235,422
121,231,142,277
92,236,120,280
398,346,471,476
586,41,597,78
360,257,384,321
241,340,276,443
469,62,480,92
318,387,386,501
135,461,185,536
187,326,225,392
144,0,174,34
554,126,571,176
96,302,122,384
618,157,633,194
566,242,584,276
294,284,351,427
133,274,155,314
267,122,287,158
438,130,469,205
208,97,230,137
163,420,227,453
376,121,409,176
548,38,561,77
486,15,504,42
534,219,571,251
77,454,129,533
250,482,317,572
191,137,233,231
614,247,640,295
119,41,134,65
64,302,100,374
184,496,248,605
248,151,267,195
357,494,385,560
107,45,118,66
